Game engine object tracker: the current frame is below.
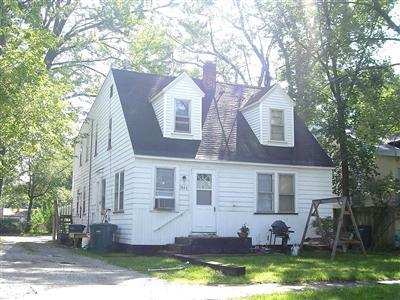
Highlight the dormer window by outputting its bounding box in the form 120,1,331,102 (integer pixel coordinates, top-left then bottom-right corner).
270,109,285,141
175,99,190,133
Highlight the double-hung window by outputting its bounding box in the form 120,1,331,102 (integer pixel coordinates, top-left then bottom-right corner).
257,174,274,213
155,168,175,210
175,99,190,133
94,123,98,157
270,109,285,141
82,186,86,214
79,144,83,167
279,174,295,213
85,137,89,162
114,171,124,211
76,190,80,215
108,118,112,150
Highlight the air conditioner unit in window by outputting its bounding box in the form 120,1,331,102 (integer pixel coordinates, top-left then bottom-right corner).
155,198,175,210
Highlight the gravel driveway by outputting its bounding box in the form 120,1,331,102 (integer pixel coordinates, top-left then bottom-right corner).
1,236,383,300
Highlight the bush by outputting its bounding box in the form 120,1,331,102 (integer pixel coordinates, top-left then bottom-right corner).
312,216,335,242
30,208,52,234
0,218,23,235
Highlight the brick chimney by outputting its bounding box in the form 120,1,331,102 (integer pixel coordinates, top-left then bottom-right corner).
202,62,216,123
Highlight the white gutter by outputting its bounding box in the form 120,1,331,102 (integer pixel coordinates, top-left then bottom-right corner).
134,154,334,170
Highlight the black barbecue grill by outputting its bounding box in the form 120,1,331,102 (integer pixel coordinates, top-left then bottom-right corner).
268,220,294,246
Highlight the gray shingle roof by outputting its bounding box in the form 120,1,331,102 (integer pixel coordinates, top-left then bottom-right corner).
112,68,333,167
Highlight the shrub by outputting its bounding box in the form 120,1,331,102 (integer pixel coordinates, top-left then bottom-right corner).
0,218,23,235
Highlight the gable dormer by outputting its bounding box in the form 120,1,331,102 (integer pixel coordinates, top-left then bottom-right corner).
150,73,205,140
241,84,295,147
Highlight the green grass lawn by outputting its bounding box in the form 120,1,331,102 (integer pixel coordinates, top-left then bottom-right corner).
242,284,400,300
80,250,400,285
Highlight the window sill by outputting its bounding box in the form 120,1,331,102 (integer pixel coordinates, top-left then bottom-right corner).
113,210,124,214
172,131,193,136
150,209,178,213
254,212,298,215
269,140,287,144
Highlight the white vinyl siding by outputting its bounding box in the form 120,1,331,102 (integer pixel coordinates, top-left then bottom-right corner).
72,72,135,243
242,85,294,147
152,94,165,132
242,104,261,140
260,88,294,146
150,73,203,140
130,156,333,245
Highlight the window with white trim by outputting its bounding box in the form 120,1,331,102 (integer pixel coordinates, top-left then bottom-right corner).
76,189,80,215
279,174,295,213
155,168,175,210
270,109,284,141
108,118,112,150
79,144,83,167
85,137,89,162
257,174,274,213
114,171,124,211
175,99,190,133
82,186,86,214
94,122,98,156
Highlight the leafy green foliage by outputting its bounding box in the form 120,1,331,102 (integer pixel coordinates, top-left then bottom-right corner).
130,23,174,74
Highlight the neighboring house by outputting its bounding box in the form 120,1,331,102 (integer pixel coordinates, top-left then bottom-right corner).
72,62,334,246
376,137,400,181
376,137,400,247
0,208,28,223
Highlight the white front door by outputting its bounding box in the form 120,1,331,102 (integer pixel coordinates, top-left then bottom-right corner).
192,170,216,233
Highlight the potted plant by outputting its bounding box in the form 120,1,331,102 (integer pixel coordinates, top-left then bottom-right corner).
237,223,250,238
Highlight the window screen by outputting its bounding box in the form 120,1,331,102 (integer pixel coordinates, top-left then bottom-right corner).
270,109,284,141
279,174,295,213
257,174,274,212
114,171,124,211
175,100,190,133
155,168,175,210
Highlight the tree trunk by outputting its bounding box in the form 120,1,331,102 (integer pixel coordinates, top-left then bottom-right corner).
52,199,58,240
25,196,34,233
337,100,350,197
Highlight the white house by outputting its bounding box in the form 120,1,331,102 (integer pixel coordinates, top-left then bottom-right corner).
72,62,334,247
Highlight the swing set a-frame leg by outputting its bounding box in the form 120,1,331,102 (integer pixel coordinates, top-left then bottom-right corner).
331,197,346,260
299,201,315,251
347,199,367,255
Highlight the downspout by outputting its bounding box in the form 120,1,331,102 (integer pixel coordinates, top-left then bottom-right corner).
87,119,94,231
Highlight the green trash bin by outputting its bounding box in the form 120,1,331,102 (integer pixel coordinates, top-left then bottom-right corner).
89,223,118,252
